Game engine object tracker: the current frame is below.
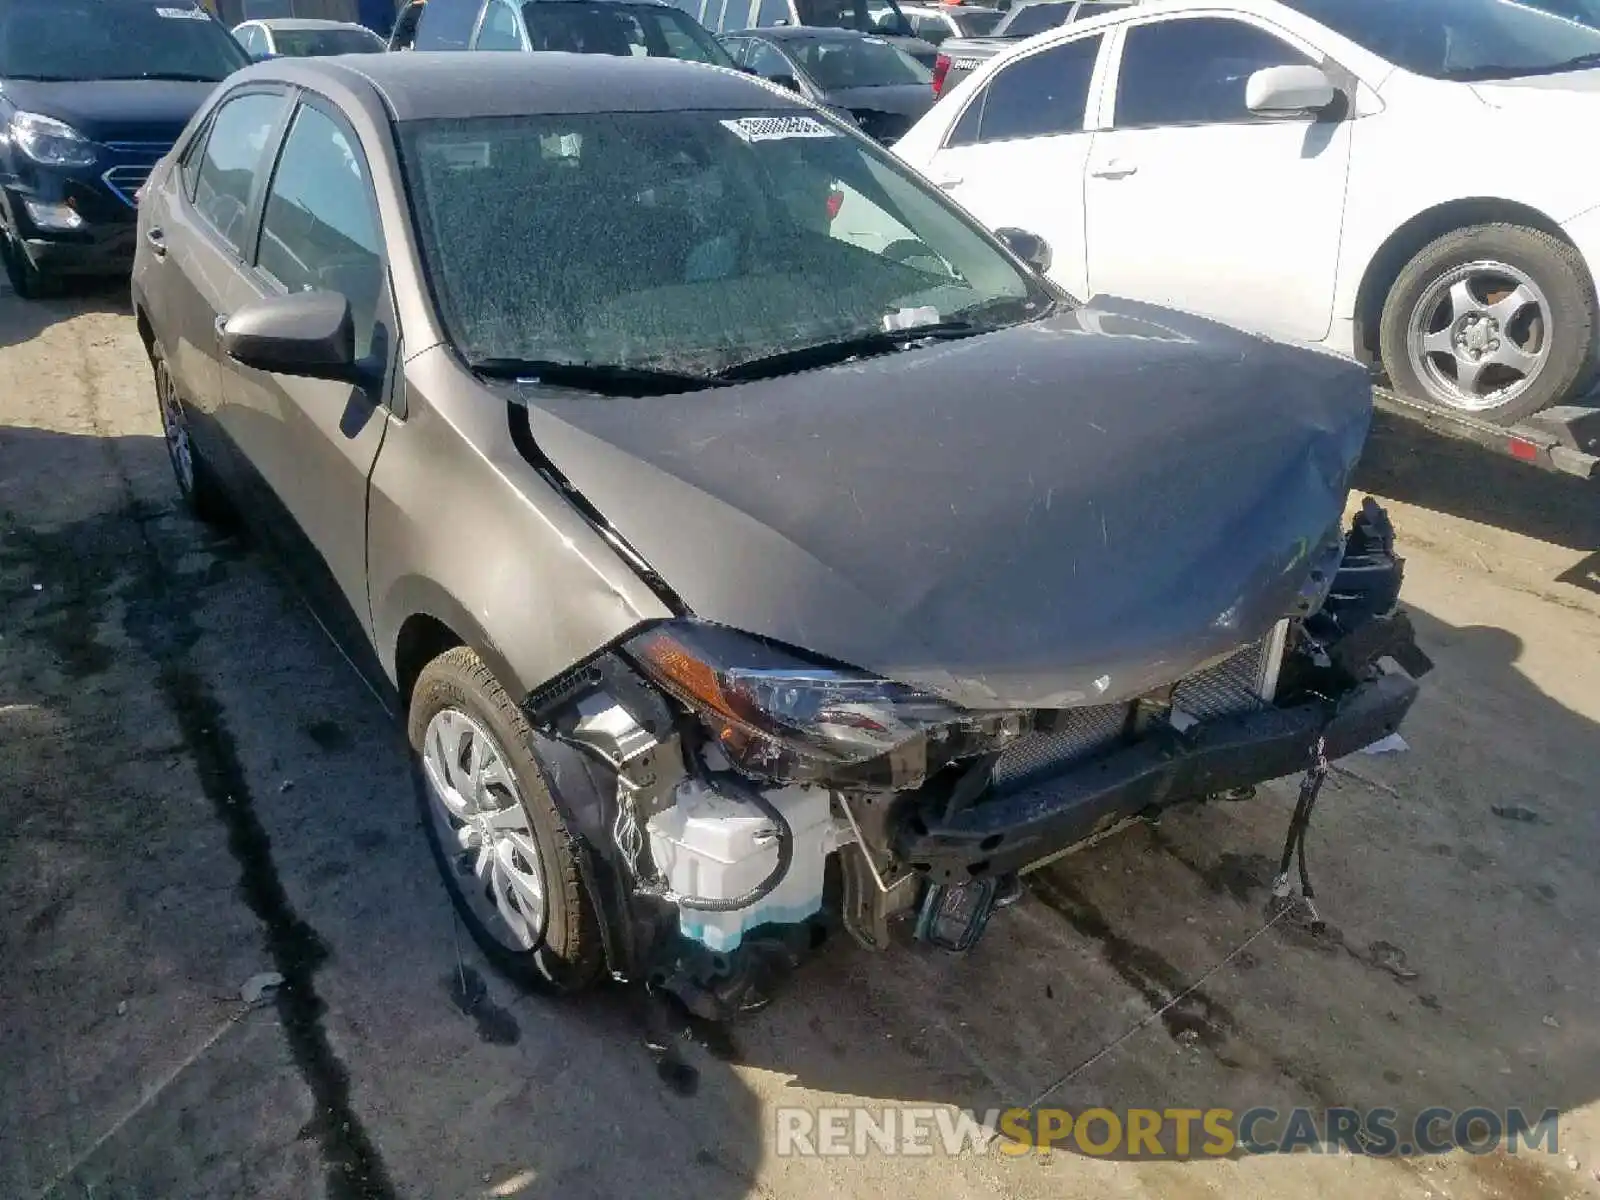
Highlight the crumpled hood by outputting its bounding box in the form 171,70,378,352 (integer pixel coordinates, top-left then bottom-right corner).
513,298,1373,710
0,79,217,143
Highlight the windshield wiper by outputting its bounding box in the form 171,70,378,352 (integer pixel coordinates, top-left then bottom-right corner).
100,72,227,82
1544,51,1600,73
1443,52,1600,80
716,321,984,381
469,357,724,396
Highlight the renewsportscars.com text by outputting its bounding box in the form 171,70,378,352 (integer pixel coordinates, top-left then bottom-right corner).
773,1106,1562,1159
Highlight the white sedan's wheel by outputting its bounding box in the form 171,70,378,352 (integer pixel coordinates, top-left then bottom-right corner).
1380,223,1597,427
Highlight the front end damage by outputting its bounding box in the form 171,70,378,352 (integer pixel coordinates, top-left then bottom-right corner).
519,498,1431,1021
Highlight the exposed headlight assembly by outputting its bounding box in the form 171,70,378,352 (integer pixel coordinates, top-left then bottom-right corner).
625,620,1029,788
10,112,98,168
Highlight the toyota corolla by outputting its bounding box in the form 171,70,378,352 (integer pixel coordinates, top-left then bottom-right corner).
130,50,1428,1019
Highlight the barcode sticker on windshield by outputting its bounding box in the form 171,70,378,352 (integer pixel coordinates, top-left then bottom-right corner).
155,5,209,17
720,115,838,143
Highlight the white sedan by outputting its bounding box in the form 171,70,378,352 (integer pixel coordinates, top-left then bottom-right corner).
890,0,1600,424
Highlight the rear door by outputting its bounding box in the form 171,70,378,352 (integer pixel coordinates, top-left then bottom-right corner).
215,91,399,675
914,30,1108,300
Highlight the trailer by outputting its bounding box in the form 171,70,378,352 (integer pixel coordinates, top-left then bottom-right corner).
1372,387,1600,481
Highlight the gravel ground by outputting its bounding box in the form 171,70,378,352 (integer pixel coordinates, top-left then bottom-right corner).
2,280,1597,1200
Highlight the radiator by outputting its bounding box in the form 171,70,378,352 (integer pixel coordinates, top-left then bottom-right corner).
989,622,1287,794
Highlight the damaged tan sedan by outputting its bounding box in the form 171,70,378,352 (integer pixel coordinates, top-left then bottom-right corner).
131,51,1431,1019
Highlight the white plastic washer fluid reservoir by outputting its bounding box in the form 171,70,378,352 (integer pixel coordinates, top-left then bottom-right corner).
645,780,838,953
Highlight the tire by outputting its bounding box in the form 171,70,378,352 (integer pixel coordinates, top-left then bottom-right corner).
408,645,605,994
150,345,232,526
1379,223,1598,427
1,228,55,299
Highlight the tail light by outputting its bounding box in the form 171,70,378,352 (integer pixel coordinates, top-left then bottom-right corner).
825,188,844,221
932,52,951,98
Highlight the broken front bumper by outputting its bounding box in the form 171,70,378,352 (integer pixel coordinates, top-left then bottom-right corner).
890,623,1422,883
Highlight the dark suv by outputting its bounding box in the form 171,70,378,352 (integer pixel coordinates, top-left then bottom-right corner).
0,0,250,298
389,0,734,66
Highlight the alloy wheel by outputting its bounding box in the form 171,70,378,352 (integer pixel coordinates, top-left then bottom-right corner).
420,707,548,952
1406,259,1552,414
156,361,196,496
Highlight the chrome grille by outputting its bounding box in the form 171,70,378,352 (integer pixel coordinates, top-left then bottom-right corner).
989,623,1286,793
101,142,171,207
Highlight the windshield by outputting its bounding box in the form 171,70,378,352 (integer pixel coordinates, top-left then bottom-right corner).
272,26,385,56
398,109,1052,379
1280,0,1600,80
0,0,249,81
798,0,907,34
999,1,1072,37
789,34,932,86
520,1,734,63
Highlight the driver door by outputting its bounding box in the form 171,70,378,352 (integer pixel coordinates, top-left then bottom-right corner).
1082,15,1353,343
215,94,398,678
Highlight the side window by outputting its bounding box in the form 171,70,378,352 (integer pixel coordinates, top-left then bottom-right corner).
721,0,757,29
414,0,480,49
1113,18,1314,129
746,40,795,79
180,116,213,201
256,103,386,361
721,35,749,64
955,33,1100,146
915,16,951,44
473,0,525,48
191,91,285,255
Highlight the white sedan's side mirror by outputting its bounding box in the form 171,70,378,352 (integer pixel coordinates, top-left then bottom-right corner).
1245,64,1337,115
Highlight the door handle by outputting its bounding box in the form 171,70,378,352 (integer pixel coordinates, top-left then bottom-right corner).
214,314,229,339
1090,159,1138,179
144,227,167,258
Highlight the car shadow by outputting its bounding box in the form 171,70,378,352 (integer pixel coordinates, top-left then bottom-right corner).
1354,408,1600,595
4,418,1596,1194
0,422,768,1200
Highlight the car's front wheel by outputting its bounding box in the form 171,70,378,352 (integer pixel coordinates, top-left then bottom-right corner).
408,646,605,993
1379,223,1597,426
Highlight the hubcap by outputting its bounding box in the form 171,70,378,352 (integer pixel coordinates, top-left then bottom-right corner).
1407,260,1551,413
421,708,547,952
156,364,195,495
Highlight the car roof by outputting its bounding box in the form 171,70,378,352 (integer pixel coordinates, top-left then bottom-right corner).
247,17,374,30
740,25,893,40
238,51,802,121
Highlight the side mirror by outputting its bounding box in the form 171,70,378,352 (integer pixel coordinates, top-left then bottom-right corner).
995,226,1051,275
1245,64,1336,115
221,289,370,386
